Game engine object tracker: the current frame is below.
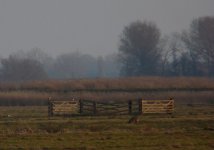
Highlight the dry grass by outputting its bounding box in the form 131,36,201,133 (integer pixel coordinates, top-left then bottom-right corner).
0,90,213,106
1,77,214,91
0,77,214,106
0,91,51,106
61,91,214,104
0,105,213,149
0,77,213,149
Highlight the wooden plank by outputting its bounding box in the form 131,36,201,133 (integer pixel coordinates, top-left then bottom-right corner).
53,107,78,110
49,100,80,115
97,108,128,114
142,99,174,114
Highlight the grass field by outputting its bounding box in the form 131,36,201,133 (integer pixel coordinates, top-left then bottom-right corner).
0,105,213,150
0,77,214,149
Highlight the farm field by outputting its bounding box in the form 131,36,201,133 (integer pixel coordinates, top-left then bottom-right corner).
0,105,214,150
0,77,214,149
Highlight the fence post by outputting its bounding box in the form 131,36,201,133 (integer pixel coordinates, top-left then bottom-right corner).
138,99,142,114
93,101,97,115
79,100,83,114
48,100,53,118
128,100,132,114
169,98,174,114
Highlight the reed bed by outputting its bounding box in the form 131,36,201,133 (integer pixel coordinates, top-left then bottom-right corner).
0,91,51,106
1,77,214,91
0,77,214,106
0,91,213,106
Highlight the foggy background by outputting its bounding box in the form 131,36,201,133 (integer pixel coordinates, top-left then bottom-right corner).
0,0,214,80
0,0,213,57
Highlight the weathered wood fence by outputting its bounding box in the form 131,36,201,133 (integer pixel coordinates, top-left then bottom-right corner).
79,100,140,115
48,98,174,117
48,100,79,116
141,99,174,114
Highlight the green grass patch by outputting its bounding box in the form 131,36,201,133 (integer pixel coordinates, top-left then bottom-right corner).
0,105,213,149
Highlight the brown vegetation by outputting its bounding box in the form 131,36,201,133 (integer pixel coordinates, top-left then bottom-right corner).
0,105,213,149
128,115,140,124
0,77,214,106
1,77,214,91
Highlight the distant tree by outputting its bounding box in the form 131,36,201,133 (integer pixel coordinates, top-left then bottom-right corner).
102,54,120,77
158,36,173,76
182,16,214,76
160,32,202,76
163,33,187,76
53,51,97,79
97,56,104,78
118,20,161,76
11,48,54,77
178,52,194,76
0,55,47,81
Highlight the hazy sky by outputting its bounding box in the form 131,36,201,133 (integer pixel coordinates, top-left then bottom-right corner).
0,0,214,57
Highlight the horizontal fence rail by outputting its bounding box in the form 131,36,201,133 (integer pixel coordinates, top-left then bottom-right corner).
48,100,79,117
48,99,140,116
79,100,138,115
141,99,174,114
48,98,175,117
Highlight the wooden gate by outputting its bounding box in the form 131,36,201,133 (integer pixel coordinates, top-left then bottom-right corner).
79,100,136,115
48,100,79,116
141,99,174,114
48,99,174,116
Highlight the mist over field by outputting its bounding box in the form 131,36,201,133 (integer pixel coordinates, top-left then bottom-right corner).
0,0,213,80
0,2,214,149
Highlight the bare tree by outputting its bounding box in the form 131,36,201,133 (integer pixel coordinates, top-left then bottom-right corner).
10,48,54,77
164,33,186,76
182,16,214,76
97,56,104,78
0,55,47,81
118,20,161,76
102,53,120,77
53,51,97,79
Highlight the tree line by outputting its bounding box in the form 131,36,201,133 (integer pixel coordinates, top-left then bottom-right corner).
119,16,214,77
0,16,213,81
0,48,120,81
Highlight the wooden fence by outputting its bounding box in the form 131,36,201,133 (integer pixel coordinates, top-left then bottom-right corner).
79,100,139,115
48,100,79,117
141,99,174,114
48,99,174,116
48,99,140,116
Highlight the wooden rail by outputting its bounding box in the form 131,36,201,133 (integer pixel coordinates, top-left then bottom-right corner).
141,99,174,114
48,99,140,116
48,100,79,117
48,98,174,117
79,100,137,115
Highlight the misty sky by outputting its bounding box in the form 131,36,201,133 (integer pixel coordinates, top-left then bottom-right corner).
0,0,214,57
